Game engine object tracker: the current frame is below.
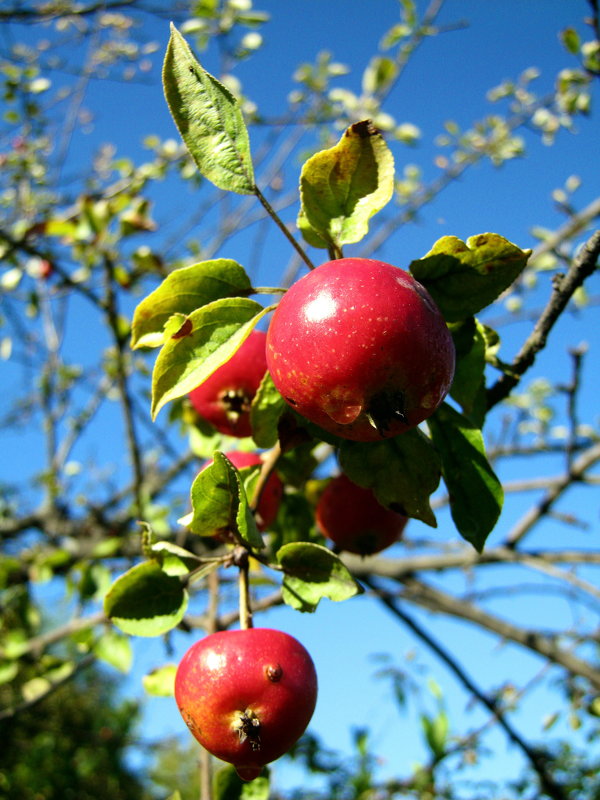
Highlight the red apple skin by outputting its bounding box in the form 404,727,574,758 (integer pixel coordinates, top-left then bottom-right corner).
202,450,283,531
175,628,318,781
316,473,408,556
189,329,267,438
266,258,455,442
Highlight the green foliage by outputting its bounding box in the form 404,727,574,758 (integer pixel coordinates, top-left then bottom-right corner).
297,120,395,253
163,24,255,194
428,403,504,552
0,2,599,799
0,669,150,800
104,561,188,637
188,450,263,547
131,259,254,349
339,430,441,527
410,233,531,322
151,298,270,418
278,542,363,612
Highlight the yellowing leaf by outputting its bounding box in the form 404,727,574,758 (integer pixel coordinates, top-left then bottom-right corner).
298,119,394,250
131,259,252,349
150,298,270,418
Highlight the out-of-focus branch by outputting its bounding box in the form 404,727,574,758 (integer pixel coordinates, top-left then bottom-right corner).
0,654,96,722
367,578,569,800
393,575,600,691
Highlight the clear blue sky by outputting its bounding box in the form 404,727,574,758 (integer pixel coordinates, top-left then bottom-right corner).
6,0,600,794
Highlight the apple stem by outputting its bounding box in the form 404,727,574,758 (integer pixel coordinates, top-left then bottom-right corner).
254,185,315,271
250,441,281,514
238,551,253,630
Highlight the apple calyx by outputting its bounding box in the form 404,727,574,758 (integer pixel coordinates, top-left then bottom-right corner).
222,388,251,426
364,389,408,435
233,708,261,750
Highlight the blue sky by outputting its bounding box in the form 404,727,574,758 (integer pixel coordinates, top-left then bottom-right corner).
4,0,600,795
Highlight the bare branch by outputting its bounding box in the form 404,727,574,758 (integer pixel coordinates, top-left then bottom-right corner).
487,229,600,409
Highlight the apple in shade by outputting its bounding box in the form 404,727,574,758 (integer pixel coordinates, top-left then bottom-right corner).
266,258,455,442
189,329,268,438
316,472,408,556
174,628,318,781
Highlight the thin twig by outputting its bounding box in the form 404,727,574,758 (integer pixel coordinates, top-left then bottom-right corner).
487,229,600,409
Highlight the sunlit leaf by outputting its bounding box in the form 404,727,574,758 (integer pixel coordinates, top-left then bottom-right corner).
449,317,487,427
143,664,177,696
163,24,255,193
188,451,264,549
151,298,270,419
298,119,394,250
278,542,363,612
409,233,531,322
93,629,133,673
104,561,188,637
213,764,270,800
249,371,286,448
131,259,253,349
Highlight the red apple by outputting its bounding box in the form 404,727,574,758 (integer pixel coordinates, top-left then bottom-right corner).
175,628,318,781
189,329,267,438
316,473,407,555
202,450,283,531
266,258,455,441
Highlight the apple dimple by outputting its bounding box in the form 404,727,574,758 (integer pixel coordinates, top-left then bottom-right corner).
266,258,455,441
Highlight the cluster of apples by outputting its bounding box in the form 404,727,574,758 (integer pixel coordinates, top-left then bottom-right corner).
176,257,455,780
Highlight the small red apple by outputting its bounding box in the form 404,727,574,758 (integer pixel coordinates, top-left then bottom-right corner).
316,473,407,555
189,329,267,438
175,628,318,781
266,258,455,442
202,450,283,531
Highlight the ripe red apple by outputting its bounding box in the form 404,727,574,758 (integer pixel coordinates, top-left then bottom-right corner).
175,628,318,781
202,450,283,531
266,258,455,442
316,473,407,555
189,329,267,438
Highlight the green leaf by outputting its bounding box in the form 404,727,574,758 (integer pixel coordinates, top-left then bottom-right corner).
421,710,449,760
188,451,264,549
104,561,188,637
93,629,133,673
249,371,286,448
213,765,270,800
409,233,531,322
339,430,441,527
151,298,270,419
297,119,394,250
163,24,255,194
150,540,202,576
131,259,253,349
427,403,503,552
449,317,487,427
143,664,177,697
277,542,363,612
0,661,18,685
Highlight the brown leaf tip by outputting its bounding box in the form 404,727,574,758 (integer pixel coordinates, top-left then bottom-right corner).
171,317,193,339
348,119,380,139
